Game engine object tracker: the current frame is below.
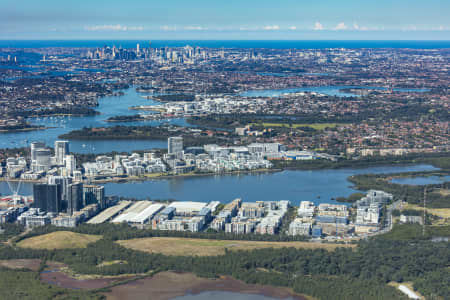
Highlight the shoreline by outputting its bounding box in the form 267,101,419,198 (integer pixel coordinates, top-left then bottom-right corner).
0,168,281,185
91,168,282,184
0,161,444,185
0,126,47,133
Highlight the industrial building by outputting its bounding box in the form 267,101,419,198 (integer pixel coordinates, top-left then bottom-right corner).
112,201,165,225
87,201,132,224
168,201,207,216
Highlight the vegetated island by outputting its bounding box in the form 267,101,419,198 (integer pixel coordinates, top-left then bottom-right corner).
58,125,228,146
0,124,47,133
10,107,99,118
139,94,196,103
153,94,196,102
105,114,146,122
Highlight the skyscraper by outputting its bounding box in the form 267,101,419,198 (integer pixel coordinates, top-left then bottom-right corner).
30,141,45,161
32,148,52,172
33,183,61,213
168,137,183,155
48,176,72,212
83,185,105,209
64,154,76,175
54,140,69,165
67,182,83,215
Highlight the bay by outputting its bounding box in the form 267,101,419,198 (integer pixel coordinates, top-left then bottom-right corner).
0,164,437,206
0,88,187,152
391,175,450,186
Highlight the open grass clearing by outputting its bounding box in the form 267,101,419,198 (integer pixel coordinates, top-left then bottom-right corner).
404,203,450,219
97,260,128,268
17,231,102,250
0,259,41,271
437,189,450,196
117,237,354,257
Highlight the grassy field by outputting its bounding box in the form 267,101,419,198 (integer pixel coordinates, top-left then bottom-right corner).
438,189,450,196
17,231,102,250
404,203,450,221
0,259,41,271
117,237,354,256
251,122,340,130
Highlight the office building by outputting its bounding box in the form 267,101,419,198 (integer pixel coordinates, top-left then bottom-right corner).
67,182,84,215
47,176,72,211
55,140,69,165
64,154,76,175
33,183,61,213
83,185,105,209
33,148,52,172
30,141,45,161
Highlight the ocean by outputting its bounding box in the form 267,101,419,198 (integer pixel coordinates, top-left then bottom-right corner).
0,40,449,49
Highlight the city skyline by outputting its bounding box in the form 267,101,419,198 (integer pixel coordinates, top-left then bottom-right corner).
1,0,450,40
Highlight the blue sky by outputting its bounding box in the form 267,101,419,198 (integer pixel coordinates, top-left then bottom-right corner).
1,0,449,40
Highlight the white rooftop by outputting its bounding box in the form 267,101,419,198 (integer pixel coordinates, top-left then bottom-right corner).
168,201,207,213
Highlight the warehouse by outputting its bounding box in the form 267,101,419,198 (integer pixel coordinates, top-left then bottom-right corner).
168,201,207,216
128,203,165,224
111,201,153,223
87,201,132,224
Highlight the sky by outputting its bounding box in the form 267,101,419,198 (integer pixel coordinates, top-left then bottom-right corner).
1,0,449,40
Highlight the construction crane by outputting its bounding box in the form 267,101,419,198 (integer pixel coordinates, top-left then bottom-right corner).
6,178,23,206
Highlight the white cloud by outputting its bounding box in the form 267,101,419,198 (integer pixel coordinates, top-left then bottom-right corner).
160,25,177,31
84,24,143,31
402,25,417,31
333,22,348,30
289,26,297,30
432,25,447,31
240,26,260,31
184,26,208,31
353,23,369,31
263,25,280,30
313,22,324,30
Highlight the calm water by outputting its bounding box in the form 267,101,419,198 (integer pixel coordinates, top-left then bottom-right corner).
171,291,296,300
391,175,450,186
1,164,437,205
1,40,450,49
240,86,429,98
0,88,187,152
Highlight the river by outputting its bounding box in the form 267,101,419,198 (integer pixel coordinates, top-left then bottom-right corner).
0,164,437,206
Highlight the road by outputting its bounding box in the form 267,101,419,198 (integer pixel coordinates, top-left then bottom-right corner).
367,200,402,237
